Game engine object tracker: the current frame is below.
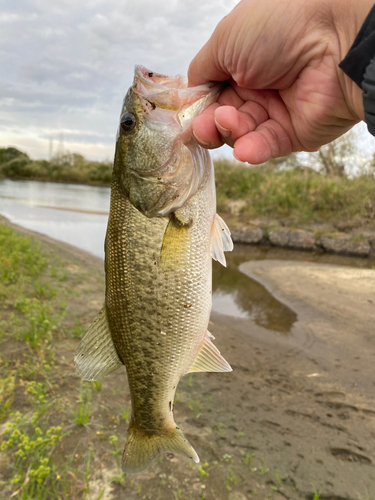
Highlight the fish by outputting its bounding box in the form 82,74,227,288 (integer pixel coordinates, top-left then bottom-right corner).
74,65,233,474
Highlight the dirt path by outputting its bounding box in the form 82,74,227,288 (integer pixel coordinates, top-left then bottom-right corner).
2,219,375,500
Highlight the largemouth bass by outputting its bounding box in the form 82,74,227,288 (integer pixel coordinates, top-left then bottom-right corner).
74,65,233,473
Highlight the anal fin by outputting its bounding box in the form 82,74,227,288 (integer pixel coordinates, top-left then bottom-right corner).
210,214,234,267
74,305,123,381
187,331,232,374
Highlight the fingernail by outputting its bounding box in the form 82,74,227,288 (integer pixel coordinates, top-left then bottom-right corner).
215,120,231,139
192,131,213,147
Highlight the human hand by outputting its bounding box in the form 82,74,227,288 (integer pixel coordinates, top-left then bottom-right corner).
188,0,372,163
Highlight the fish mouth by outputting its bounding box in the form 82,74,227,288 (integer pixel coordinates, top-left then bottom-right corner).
132,65,222,127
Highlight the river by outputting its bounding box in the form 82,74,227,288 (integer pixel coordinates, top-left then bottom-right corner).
0,178,373,333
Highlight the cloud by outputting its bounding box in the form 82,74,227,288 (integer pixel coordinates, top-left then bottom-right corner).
0,0,238,160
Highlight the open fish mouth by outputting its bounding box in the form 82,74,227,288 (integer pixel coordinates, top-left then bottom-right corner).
132,65,222,127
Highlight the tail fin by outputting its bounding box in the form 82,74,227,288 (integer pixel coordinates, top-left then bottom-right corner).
122,426,199,473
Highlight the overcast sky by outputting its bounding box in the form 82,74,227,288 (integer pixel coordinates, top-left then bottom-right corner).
2,0,375,164
1,0,238,161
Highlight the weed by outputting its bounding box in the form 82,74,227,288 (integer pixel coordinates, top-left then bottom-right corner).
0,372,15,422
72,383,92,426
25,381,48,408
121,407,130,422
92,380,103,392
198,461,209,477
0,224,46,285
14,296,58,348
109,434,122,471
259,465,270,475
0,410,63,498
34,280,56,299
173,486,184,499
69,318,86,339
225,468,238,491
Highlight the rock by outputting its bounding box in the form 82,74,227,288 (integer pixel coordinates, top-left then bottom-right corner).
288,230,316,249
269,228,316,250
351,228,375,242
320,234,371,256
231,226,264,244
269,228,290,246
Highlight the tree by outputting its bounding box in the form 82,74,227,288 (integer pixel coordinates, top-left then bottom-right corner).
304,130,357,177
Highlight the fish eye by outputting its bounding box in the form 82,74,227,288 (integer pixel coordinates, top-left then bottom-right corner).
120,112,136,131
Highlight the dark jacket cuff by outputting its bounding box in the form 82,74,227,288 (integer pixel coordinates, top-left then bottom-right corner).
339,4,375,136
339,4,375,88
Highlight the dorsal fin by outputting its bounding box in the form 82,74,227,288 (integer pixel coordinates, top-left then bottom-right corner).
187,331,232,374
74,306,123,381
210,214,234,267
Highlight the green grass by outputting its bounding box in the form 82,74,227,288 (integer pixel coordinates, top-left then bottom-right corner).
0,221,106,499
72,383,92,427
214,159,375,225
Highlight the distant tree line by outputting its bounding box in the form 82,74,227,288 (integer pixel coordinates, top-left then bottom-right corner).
0,147,113,185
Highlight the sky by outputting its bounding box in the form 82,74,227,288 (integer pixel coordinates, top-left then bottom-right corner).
1,0,375,164
0,0,238,161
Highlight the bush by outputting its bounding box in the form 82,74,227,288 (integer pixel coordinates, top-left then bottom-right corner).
0,147,113,185
214,159,375,223
0,154,32,178
0,147,26,165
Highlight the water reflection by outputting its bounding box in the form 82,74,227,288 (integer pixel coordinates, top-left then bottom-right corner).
212,248,297,333
0,179,110,213
0,197,108,258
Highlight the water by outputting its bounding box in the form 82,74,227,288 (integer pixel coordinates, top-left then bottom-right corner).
1,179,373,333
0,179,110,258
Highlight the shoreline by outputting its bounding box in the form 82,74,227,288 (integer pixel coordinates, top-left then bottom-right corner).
2,176,375,258
230,219,375,258
0,214,104,268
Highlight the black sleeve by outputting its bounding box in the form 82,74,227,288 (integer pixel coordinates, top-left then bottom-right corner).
339,4,375,136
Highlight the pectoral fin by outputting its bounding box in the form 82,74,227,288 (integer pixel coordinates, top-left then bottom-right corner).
210,214,233,267
187,331,232,374
74,306,123,381
160,215,189,264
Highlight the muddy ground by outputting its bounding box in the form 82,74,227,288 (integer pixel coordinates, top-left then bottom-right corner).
2,222,375,500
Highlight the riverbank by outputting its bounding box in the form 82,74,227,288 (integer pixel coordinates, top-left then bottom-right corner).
1,217,374,500
2,149,375,258
228,216,375,258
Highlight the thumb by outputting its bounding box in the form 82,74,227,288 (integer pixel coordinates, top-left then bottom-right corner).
187,40,230,87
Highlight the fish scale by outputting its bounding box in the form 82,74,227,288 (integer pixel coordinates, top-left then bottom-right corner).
74,65,233,473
